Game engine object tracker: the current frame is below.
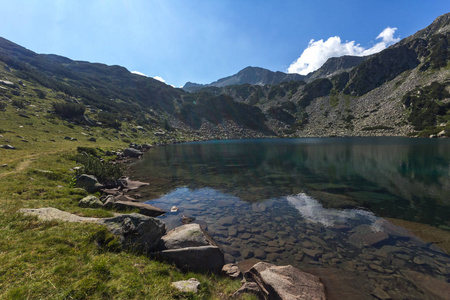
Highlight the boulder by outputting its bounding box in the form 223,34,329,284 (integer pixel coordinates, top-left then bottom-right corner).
123,148,143,158
155,246,225,273
104,200,165,217
171,278,201,293
78,195,103,208
99,213,166,253
158,223,216,250
245,262,326,300
75,174,103,193
0,144,16,150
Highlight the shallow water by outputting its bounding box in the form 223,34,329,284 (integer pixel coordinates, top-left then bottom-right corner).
128,137,450,299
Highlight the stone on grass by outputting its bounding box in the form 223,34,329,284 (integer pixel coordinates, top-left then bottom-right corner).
99,213,166,253
245,262,326,300
19,207,100,223
78,195,103,208
171,278,200,293
75,174,103,193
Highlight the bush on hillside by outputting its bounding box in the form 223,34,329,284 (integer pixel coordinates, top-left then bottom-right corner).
53,101,85,119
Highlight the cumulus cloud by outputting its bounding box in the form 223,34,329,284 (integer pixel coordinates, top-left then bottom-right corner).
152,76,166,83
288,27,400,75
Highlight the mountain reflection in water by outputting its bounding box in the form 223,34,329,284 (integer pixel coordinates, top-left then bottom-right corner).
127,137,450,299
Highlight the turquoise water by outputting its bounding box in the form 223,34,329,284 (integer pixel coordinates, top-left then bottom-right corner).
128,137,450,299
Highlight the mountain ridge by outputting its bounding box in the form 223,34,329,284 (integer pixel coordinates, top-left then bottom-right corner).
0,12,449,141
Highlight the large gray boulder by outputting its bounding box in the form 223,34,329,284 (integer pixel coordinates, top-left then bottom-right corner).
155,246,225,274
245,262,326,300
154,223,225,273
158,223,216,250
99,213,166,253
123,148,143,158
75,174,103,193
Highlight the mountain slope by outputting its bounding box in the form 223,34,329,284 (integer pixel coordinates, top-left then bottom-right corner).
1,12,449,141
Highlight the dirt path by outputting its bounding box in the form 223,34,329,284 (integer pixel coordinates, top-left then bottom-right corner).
0,159,33,179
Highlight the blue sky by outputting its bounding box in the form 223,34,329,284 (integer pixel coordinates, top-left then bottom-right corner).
0,1,448,87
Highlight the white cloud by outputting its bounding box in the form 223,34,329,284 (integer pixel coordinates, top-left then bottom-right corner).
131,72,175,87
152,76,166,83
131,70,147,77
288,27,400,75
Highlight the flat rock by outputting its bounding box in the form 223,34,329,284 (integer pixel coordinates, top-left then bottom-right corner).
171,278,200,293
245,262,326,300
303,248,323,258
19,207,100,223
306,268,368,300
216,216,236,226
403,270,450,300
104,200,165,217
348,225,390,248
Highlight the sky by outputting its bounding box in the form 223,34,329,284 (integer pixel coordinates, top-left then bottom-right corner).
0,1,448,87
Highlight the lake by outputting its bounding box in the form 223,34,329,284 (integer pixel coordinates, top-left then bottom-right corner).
128,137,450,299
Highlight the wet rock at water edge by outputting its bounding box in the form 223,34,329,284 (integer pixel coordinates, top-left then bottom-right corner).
216,216,236,226
104,199,166,217
155,246,225,273
244,262,326,300
222,263,242,279
181,215,196,224
158,223,217,250
303,248,323,259
99,213,166,253
348,225,390,248
75,174,103,193
123,147,143,158
254,249,266,259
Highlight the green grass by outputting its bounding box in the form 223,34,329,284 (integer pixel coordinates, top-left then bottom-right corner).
0,209,250,299
0,147,253,299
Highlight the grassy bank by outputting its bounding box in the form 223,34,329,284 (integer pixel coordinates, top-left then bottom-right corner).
0,132,252,299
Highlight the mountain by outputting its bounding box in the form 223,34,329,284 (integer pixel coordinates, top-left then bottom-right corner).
0,13,449,141
304,55,367,82
182,66,305,92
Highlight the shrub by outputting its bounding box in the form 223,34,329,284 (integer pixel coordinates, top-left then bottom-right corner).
53,101,85,119
12,99,26,109
73,153,122,184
